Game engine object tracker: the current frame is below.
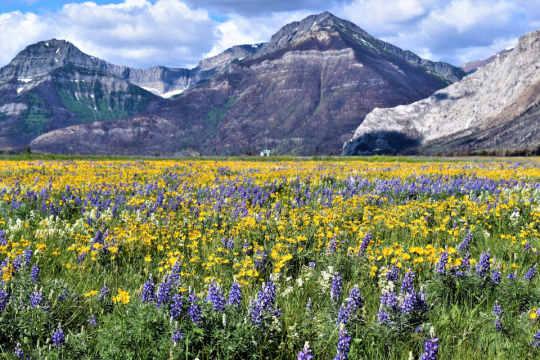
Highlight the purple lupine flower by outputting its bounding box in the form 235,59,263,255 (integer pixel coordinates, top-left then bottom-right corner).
401,270,415,294
415,326,423,333
259,281,279,312
0,289,10,312
30,264,40,282
29,290,43,307
459,232,472,253
309,262,316,269
381,291,398,311
168,259,182,286
377,309,390,323
476,250,491,277
400,291,427,315
52,328,65,347
523,242,531,253
462,253,470,272
250,281,281,326
507,273,516,280
170,294,182,319
0,230,6,246
333,327,351,360
436,250,449,275
207,281,226,311
99,284,109,302
58,290,68,301
156,277,172,308
249,299,263,326
532,329,540,347
140,276,156,303
172,326,183,344
87,314,97,328
348,285,364,311
14,343,26,359
243,241,249,253
524,265,537,282
493,301,503,332
331,273,343,302
326,236,338,255
222,238,234,250
307,298,312,309
77,252,87,264
298,342,314,360
420,338,439,360
24,247,32,265
385,264,399,281
254,248,267,270
337,303,350,325
187,292,202,324
356,232,372,257
492,270,501,284
12,256,22,272
227,278,242,307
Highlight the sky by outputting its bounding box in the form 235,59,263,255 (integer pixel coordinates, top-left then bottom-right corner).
0,0,538,70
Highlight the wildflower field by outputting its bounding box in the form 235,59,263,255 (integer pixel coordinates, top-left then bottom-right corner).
1,158,540,359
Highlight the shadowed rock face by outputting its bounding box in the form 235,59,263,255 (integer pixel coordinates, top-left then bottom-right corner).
343,29,540,156
31,12,465,156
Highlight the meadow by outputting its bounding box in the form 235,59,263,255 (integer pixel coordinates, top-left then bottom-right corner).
0,157,540,359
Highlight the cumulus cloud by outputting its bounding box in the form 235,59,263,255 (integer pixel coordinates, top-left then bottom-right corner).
1,0,540,70
0,0,217,69
334,0,536,64
206,10,313,57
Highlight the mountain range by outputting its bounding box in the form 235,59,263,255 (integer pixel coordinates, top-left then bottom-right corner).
0,12,467,155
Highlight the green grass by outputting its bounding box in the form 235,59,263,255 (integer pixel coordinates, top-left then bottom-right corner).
19,92,53,135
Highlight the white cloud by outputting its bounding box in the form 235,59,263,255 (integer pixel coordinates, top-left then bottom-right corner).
1,0,540,70
206,10,312,57
0,0,217,69
332,0,538,65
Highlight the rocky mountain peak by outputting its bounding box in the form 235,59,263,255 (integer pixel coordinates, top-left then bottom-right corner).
251,12,465,83
0,39,100,82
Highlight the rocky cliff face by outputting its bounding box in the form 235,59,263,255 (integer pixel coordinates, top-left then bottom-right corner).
31,12,465,156
342,30,540,155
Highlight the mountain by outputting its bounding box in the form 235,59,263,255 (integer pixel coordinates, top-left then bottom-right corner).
0,39,162,150
94,44,265,98
460,47,515,74
30,12,466,156
342,30,540,156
